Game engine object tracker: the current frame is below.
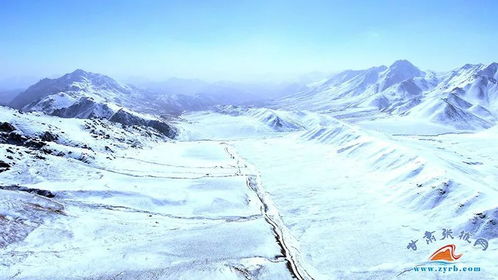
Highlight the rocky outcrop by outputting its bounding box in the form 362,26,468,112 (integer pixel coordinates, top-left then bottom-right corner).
109,109,177,138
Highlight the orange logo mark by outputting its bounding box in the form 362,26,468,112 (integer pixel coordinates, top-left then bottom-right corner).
429,244,462,262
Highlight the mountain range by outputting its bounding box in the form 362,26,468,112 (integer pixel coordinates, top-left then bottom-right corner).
5,60,498,132
277,60,498,129
5,69,308,137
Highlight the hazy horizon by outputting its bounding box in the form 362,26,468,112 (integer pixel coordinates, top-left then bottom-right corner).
1,0,498,87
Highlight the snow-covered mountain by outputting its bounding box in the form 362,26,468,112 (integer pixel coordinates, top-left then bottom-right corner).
277,60,498,130
408,63,498,129
10,69,134,111
8,69,289,122
9,70,177,137
277,60,431,112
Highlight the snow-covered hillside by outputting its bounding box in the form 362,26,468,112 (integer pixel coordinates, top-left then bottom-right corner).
277,60,498,130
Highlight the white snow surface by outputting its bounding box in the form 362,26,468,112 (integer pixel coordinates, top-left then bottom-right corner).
1,104,498,279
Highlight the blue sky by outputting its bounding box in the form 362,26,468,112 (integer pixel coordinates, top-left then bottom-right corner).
1,0,497,82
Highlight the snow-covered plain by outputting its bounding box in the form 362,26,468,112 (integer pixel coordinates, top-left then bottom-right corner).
2,101,498,279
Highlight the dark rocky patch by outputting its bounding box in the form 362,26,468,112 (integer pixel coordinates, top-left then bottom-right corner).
0,131,27,145
40,131,58,142
80,144,94,151
104,145,114,153
0,185,55,198
39,148,64,157
0,160,10,172
109,109,177,138
24,139,47,149
0,122,16,133
0,129,56,159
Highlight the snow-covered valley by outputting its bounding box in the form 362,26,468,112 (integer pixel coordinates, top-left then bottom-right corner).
179,110,498,279
1,62,498,279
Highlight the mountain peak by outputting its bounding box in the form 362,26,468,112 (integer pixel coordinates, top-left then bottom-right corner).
70,69,89,76
388,60,420,72
379,60,424,91
58,69,128,92
64,69,94,80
